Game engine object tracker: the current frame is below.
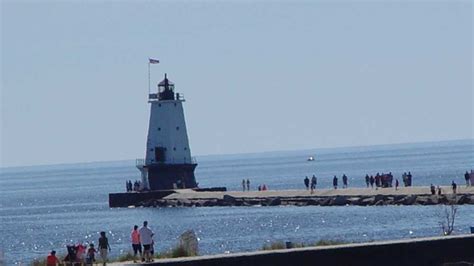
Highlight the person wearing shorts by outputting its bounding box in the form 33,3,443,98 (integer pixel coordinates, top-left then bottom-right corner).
139,221,154,262
130,225,142,262
98,231,111,265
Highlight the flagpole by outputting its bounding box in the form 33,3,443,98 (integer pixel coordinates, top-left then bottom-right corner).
148,60,151,96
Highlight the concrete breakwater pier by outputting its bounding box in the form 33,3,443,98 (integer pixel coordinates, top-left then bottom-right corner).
109,186,474,208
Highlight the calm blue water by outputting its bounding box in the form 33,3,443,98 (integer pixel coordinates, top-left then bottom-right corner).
1,140,473,265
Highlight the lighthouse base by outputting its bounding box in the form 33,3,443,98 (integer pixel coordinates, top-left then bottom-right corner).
146,163,198,191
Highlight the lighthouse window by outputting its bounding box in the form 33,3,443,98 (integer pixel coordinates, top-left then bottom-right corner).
176,126,180,130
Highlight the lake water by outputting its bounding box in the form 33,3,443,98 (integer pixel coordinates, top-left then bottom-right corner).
1,140,473,265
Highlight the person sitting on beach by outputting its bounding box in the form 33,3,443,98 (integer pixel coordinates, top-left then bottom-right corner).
451,181,457,194
365,174,370,188
304,176,310,190
47,250,60,266
86,244,97,265
430,184,436,195
333,175,338,189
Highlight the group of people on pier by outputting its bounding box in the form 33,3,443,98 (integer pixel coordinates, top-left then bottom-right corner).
126,180,144,192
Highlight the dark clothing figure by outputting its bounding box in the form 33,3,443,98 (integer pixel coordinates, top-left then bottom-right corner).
342,174,348,188
370,176,375,188
333,176,338,189
465,171,470,187
310,175,317,193
437,186,442,195
395,179,399,190
246,179,250,191
430,184,436,195
365,175,370,187
242,179,246,191
452,181,457,194
304,176,310,190
407,172,412,187
86,244,97,265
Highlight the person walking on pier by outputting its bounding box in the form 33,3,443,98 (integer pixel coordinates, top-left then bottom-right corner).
139,221,155,263
365,174,370,188
310,175,317,194
451,181,457,194
465,171,470,187
342,174,348,189
246,179,250,191
304,176,310,190
242,179,246,191
333,175,338,189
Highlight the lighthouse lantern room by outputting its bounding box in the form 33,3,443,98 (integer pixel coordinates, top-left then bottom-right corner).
137,73,198,190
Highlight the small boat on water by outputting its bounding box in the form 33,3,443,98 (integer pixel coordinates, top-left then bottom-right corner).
307,156,315,161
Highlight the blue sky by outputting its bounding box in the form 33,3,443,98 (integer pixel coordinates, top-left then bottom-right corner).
1,1,472,167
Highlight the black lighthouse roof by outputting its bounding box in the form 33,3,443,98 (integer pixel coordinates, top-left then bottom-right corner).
158,73,175,100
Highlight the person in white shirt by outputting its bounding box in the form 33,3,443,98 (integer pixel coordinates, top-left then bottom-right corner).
138,221,154,262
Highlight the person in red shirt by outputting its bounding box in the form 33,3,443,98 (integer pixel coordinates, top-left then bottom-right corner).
46,250,60,266
130,225,142,262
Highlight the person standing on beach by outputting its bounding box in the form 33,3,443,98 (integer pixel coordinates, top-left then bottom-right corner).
98,231,111,265
242,179,246,191
365,174,370,188
370,175,375,188
139,221,155,262
131,225,142,262
46,250,60,266
333,175,338,189
395,179,399,190
246,179,250,191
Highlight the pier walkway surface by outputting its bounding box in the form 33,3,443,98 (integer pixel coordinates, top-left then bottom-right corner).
109,186,474,207
166,186,474,200
110,234,474,266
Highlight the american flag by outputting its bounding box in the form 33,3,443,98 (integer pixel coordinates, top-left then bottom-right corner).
149,58,160,64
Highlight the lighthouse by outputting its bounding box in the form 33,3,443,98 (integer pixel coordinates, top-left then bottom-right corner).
136,73,198,191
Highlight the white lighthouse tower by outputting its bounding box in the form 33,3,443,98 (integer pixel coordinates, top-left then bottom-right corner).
137,73,198,190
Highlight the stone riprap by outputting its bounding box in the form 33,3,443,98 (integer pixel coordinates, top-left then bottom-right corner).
136,187,474,208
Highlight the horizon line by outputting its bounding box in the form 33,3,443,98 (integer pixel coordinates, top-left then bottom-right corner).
1,138,473,170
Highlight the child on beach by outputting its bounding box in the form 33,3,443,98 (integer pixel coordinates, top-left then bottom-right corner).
86,243,97,265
